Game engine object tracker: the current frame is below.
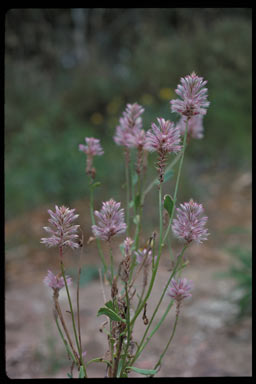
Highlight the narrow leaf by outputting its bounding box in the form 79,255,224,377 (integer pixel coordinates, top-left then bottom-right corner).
126,366,158,375
97,307,126,323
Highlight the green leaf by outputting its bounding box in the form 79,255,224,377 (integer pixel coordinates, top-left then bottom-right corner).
105,300,115,311
67,373,72,378
97,307,126,323
164,194,174,217
134,193,141,212
126,366,158,375
79,366,85,378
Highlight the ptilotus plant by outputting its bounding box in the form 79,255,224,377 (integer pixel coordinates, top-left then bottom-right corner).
41,72,210,378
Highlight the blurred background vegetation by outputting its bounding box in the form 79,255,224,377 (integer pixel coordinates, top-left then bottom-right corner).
5,8,252,220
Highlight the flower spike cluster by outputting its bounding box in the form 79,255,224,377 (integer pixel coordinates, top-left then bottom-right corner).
170,72,210,118
44,270,72,291
41,205,80,249
78,137,104,179
172,199,209,244
92,199,127,241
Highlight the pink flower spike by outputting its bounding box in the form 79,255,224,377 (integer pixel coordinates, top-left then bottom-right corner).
44,270,72,291
114,103,144,147
41,205,80,249
78,137,104,157
145,118,182,154
167,277,193,302
170,72,210,118
92,199,127,241
172,199,209,244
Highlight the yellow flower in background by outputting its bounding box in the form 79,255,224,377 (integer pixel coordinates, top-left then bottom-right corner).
141,93,154,105
106,96,123,115
90,112,103,125
159,87,174,100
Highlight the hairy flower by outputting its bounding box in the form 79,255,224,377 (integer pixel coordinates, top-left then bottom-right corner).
41,205,80,249
114,103,144,147
78,137,104,157
167,278,193,302
92,199,127,241
172,199,209,244
145,118,182,154
170,72,210,118
176,115,204,140
44,270,72,291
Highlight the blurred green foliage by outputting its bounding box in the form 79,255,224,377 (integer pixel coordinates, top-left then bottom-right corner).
5,9,252,219
222,246,252,318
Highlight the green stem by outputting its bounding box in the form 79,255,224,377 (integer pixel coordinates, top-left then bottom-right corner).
55,317,76,364
163,119,189,244
108,240,114,283
153,311,180,372
60,258,87,378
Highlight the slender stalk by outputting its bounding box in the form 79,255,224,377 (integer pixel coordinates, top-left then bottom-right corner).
153,311,180,372
53,292,80,366
163,119,189,243
77,266,82,352
55,316,77,364
108,240,114,283
60,255,87,378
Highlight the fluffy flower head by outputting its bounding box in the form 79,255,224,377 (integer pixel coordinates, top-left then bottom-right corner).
78,137,104,156
176,115,204,140
44,270,72,291
145,118,182,154
170,72,210,118
92,199,127,241
167,278,193,302
41,205,80,249
172,199,209,244
114,103,144,147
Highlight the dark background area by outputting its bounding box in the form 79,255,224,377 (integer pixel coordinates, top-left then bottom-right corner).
5,8,252,219
5,8,252,378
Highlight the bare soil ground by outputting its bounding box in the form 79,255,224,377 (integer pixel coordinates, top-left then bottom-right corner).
5,170,252,378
